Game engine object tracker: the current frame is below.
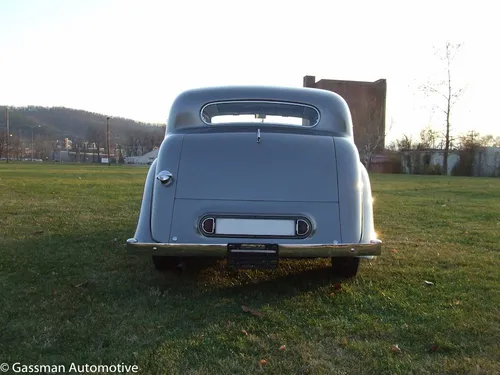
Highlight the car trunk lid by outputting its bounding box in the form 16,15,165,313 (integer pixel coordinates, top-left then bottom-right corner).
175,131,339,202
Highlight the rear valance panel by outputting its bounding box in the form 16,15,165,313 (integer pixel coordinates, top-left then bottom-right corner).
152,199,342,244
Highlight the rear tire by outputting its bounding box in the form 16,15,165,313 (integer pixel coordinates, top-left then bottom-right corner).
152,256,180,271
331,257,360,278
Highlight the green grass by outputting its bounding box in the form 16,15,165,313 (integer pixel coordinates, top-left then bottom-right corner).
1,162,499,375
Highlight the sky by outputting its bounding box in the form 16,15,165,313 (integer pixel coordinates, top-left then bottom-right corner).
1,0,499,143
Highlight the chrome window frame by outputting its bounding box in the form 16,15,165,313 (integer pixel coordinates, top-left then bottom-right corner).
199,100,321,128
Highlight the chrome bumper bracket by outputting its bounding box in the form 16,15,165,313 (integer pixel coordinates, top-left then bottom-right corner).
227,243,279,270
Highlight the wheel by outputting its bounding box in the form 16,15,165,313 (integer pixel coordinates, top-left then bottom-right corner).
152,255,180,271
331,257,360,278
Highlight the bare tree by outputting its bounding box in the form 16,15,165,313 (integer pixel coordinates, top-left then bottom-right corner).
11,134,23,160
82,141,88,162
421,41,465,175
457,130,500,150
139,131,154,156
388,134,414,151
457,130,481,150
0,132,6,159
125,134,141,157
34,136,50,160
86,125,105,162
495,137,500,147
417,125,442,149
71,139,82,162
477,134,500,148
357,96,390,169
359,126,390,169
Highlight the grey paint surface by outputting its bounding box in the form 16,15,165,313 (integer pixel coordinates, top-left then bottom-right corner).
150,134,184,243
175,132,338,201
333,137,363,243
166,199,341,245
166,86,353,137
130,85,380,257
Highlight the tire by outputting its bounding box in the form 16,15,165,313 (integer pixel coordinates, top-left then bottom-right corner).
152,255,180,271
331,257,360,278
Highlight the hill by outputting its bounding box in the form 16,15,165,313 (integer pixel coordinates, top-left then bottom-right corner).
0,105,165,143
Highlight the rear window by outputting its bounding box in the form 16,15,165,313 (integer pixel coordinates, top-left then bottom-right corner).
200,101,320,127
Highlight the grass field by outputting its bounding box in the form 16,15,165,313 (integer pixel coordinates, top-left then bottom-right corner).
0,163,499,375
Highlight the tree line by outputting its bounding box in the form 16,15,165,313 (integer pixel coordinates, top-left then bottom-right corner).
388,126,500,152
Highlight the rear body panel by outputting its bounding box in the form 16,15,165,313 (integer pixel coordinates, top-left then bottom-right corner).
151,130,340,244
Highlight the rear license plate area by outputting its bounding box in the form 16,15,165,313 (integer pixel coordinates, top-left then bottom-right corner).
227,243,279,270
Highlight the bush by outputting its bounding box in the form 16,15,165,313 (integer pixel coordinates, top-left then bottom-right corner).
425,164,442,175
452,150,474,176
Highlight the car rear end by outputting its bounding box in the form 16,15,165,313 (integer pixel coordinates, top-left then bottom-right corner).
127,93,382,272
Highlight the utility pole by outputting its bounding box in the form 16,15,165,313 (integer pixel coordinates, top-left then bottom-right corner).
30,125,40,161
17,128,20,160
31,127,34,162
106,116,111,166
5,107,9,163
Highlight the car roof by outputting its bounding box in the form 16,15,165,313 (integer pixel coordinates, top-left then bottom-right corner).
165,85,353,137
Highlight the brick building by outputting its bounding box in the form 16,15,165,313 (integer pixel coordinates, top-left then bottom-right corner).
303,75,387,157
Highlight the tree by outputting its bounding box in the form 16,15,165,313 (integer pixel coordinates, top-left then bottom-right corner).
82,141,88,162
452,130,500,176
421,41,465,175
388,134,414,151
0,132,6,159
125,134,140,157
357,96,390,169
477,134,500,147
457,130,500,150
86,125,105,162
117,144,125,164
458,130,481,150
11,134,23,160
416,125,442,149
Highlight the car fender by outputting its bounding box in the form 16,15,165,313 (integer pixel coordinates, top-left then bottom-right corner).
359,162,376,244
133,158,157,243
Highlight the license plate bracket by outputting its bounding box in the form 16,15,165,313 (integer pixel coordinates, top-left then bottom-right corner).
227,243,279,270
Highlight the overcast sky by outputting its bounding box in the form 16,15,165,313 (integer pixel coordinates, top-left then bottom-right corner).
1,0,498,142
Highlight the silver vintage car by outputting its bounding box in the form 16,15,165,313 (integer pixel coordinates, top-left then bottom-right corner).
127,86,382,277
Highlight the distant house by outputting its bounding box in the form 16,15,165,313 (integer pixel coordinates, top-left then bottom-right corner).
124,148,159,165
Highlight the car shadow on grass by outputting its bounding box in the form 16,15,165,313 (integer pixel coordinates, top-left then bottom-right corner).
1,230,363,371
151,257,344,294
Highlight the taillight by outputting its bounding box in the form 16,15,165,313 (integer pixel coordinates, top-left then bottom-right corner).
201,217,215,234
295,219,310,236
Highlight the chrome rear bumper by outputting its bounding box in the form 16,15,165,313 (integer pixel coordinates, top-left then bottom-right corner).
126,238,382,257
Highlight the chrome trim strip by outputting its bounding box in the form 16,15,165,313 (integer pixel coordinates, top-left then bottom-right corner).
126,238,382,257
199,100,321,127
230,249,277,254
197,214,312,239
